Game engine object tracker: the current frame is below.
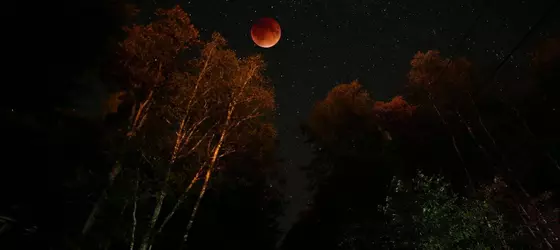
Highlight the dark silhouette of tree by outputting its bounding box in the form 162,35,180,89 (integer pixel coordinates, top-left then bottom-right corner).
404,49,560,248
283,46,560,249
81,5,201,240
2,4,283,250
405,50,500,189
522,38,560,192
75,6,282,250
282,81,416,249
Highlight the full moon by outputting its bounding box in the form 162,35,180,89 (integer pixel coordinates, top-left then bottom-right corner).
251,17,281,48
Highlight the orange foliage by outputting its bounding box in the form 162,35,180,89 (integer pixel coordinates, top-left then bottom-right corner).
312,81,417,125
309,81,416,142
310,81,373,129
318,81,373,116
308,81,374,144
178,32,276,153
374,96,416,115
408,50,472,93
407,50,474,108
408,50,450,86
119,5,200,91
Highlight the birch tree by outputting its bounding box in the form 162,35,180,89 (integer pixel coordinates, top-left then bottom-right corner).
177,33,275,246
82,5,199,236
132,32,275,250
134,32,223,250
82,6,275,248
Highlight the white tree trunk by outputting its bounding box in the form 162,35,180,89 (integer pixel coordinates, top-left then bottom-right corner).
182,105,232,245
83,93,153,236
139,118,187,250
130,168,140,250
156,166,204,235
82,161,122,235
138,189,167,250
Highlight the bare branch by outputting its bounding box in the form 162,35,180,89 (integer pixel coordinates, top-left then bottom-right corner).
230,110,263,130
218,147,236,158
129,90,154,137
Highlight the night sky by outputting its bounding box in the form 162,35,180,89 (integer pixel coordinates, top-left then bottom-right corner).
114,0,560,232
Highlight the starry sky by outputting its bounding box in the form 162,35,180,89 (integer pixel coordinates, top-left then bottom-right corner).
136,0,560,232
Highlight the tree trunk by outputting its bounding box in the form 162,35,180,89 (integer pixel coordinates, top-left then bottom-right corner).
83,93,153,236
130,168,140,250
179,67,259,245
139,119,186,250
82,161,122,235
139,189,167,250
182,167,212,245
182,107,231,245
156,166,204,235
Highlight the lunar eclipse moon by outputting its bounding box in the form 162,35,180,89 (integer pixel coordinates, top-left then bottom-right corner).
251,17,281,48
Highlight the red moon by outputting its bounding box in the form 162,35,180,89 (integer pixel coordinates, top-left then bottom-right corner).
251,17,281,48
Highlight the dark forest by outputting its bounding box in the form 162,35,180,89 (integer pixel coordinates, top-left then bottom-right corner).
2,1,560,249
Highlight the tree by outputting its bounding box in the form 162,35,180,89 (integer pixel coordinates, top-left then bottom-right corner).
81,5,200,238
116,5,200,138
480,177,560,249
406,48,559,196
282,43,560,249
403,48,560,249
155,138,285,250
78,6,279,250
132,31,276,250
525,38,560,179
405,50,516,189
407,50,474,109
83,2,199,228
283,81,416,249
177,34,276,247
375,171,507,250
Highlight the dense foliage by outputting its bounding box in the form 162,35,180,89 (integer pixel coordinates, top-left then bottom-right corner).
282,42,560,249
377,172,506,249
